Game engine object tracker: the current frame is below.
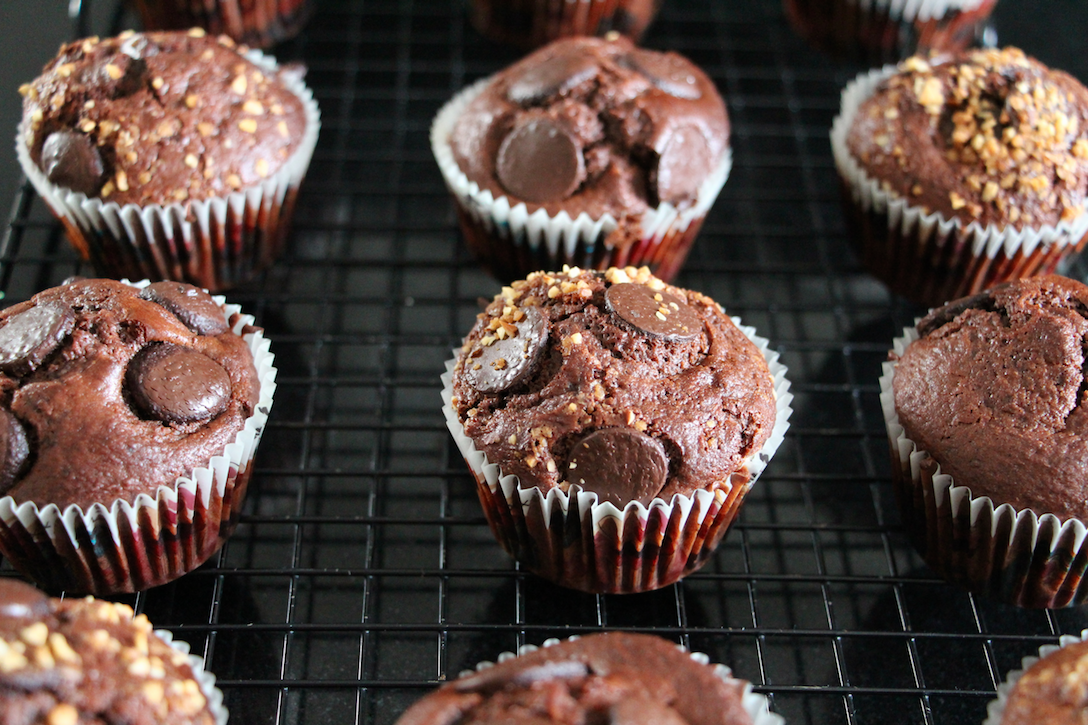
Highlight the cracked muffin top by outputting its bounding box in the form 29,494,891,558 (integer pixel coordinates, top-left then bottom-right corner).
847,47,1088,229
449,266,776,506
892,274,1088,519
450,35,729,221
0,578,218,725
394,632,754,725
19,28,307,206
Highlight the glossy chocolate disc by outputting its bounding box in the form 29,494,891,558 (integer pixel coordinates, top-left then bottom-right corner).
496,117,585,203
507,53,598,104
605,283,701,340
127,343,232,423
464,306,549,394
565,428,669,506
40,131,104,196
622,49,702,100
0,408,29,495
0,304,75,376
140,281,229,335
654,126,713,204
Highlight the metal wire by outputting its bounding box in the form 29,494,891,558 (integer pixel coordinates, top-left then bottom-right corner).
4,1,1088,724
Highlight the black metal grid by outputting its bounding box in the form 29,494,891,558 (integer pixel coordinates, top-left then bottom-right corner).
4,1,1088,724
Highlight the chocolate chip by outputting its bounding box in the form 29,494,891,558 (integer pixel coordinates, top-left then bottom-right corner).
453,659,589,694
621,49,702,100
0,579,50,620
507,53,598,104
565,428,669,506
916,287,1004,337
464,306,549,394
39,131,104,196
0,409,29,495
140,281,229,335
605,283,702,340
127,343,232,424
0,304,74,376
653,126,714,204
496,117,585,203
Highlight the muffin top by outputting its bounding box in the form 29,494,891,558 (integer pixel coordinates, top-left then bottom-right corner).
0,278,261,510
1001,639,1088,725
846,47,1088,229
19,29,307,206
450,266,776,506
394,632,753,725
0,578,217,725
450,36,729,221
892,274,1088,519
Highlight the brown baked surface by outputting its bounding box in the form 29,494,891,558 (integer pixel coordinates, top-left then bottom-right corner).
846,47,1088,229
394,632,753,725
893,274,1088,519
451,266,776,505
1001,639,1088,725
450,36,729,221
0,578,216,725
20,29,307,206
0,278,260,510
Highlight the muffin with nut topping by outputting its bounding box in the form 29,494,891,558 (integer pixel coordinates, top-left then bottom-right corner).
0,577,226,725
0,278,276,595
831,47,1088,307
17,28,320,291
441,266,791,593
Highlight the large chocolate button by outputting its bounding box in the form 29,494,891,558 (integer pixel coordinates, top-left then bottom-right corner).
496,117,585,203
565,428,668,506
40,131,105,197
127,343,232,423
654,126,714,203
0,579,50,620
0,409,29,495
140,281,229,336
622,49,702,100
0,304,74,376
605,283,701,340
464,306,549,394
507,53,598,104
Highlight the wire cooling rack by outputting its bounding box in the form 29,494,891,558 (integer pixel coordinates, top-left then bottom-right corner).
4,1,1088,724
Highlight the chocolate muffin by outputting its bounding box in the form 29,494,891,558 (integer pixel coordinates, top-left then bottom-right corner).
394,633,770,725
432,35,731,283
996,638,1088,725
127,0,313,49
17,29,320,290
0,578,224,725
443,266,790,592
882,274,1088,606
0,278,276,594
468,0,662,50
832,48,1088,306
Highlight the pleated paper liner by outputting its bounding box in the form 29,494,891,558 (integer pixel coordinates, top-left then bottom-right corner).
832,66,1088,308
881,326,1088,608
16,46,321,293
983,629,1088,725
158,629,231,725
431,77,731,284
785,0,998,64
467,0,662,50
441,317,792,594
127,0,314,49
0,281,277,596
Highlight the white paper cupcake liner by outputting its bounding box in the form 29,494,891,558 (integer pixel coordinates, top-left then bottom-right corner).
16,46,321,292
462,636,785,725
430,78,731,283
158,629,230,725
831,66,1088,307
467,0,661,49
128,0,313,48
983,629,1088,725
442,316,792,593
881,326,1088,608
0,280,277,596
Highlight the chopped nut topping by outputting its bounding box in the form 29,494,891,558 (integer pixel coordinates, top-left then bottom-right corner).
188,27,206,37
231,74,248,95
184,154,199,169
46,704,78,725
238,118,258,133
79,119,96,133
255,158,269,177
115,169,129,192
185,94,199,108
197,121,215,137
243,99,265,115
226,173,242,189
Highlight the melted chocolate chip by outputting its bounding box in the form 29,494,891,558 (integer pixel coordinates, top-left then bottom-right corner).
0,304,75,376
654,126,714,204
565,428,669,506
127,343,232,423
0,409,29,495
496,117,585,203
622,49,702,100
464,306,549,394
453,659,590,694
0,579,50,620
507,53,599,104
140,281,229,335
39,131,104,196
605,283,702,340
